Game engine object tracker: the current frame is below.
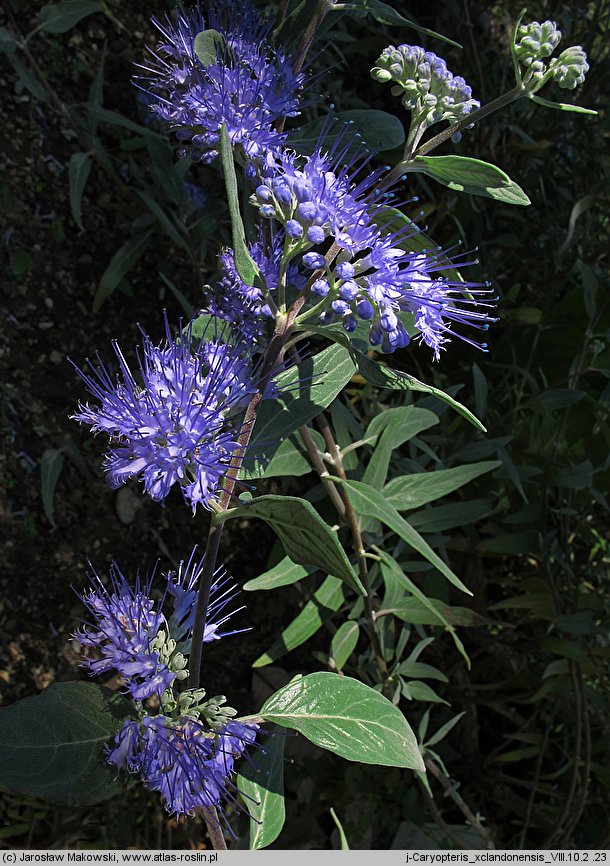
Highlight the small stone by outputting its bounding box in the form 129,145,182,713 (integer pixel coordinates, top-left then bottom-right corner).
116,486,142,525
50,350,63,365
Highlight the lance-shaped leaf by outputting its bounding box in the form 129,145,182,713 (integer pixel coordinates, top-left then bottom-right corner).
241,344,356,479
529,94,597,115
34,0,102,35
366,0,460,48
253,575,344,667
41,448,64,528
384,461,500,511
408,155,530,206
237,729,286,850
300,327,483,431
355,351,484,431
255,672,424,771
339,479,472,596
330,621,360,671
94,230,153,312
244,556,312,592
379,550,470,665
219,123,259,284
0,682,136,806
68,152,92,230
221,496,364,595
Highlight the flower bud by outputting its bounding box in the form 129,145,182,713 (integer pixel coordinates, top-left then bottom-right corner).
312,279,330,297
515,20,562,66
551,46,589,89
303,252,326,269
286,219,303,238
307,225,326,244
342,314,358,333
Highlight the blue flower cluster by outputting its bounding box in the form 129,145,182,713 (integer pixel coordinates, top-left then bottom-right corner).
139,2,305,164
206,233,307,339
75,550,257,817
252,140,496,356
71,321,259,512
109,715,257,817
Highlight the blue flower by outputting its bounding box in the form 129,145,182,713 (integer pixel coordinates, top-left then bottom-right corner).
71,321,258,512
77,551,257,818
253,140,385,252
74,549,244,701
253,132,496,356
205,233,306,339
166,547,246,647
108,715,258,817
138,2,305,164
75,563,175,701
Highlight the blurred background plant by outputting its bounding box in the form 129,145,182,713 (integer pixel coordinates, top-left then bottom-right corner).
0,0,608,850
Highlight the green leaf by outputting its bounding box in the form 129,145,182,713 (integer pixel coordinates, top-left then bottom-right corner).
330,807,350,850
396,661,448,682
551,460,593,490
0,26,19,55
136,191,190,252
219,123,259,284
389,597,489,629
330,621,360,671
257,672,424,770
363,407,439,491
9,55,48,102
159,273,195,320
88,41,106,109
193,29,226,66
493,746,541,764
477,531,536,555
93,231,152,311
68,152,91,230
409,155,530,206
402,680,448,704
185,313,223,343
86,105,163,138
424,711,466,747
288,109,405,154
41,448,64,528
34,0,101,35
243,557,312,592
262,429,325,479
241,344,356,479
341,480,472,595
224,495,364,595
408,498,495,533
529,94,597,116
237,729,285,850
384,461,501,511
9,248,31,276
379,551,470,664
0,682,135,805
253,576,344,667
366,0,461,48
303,329,483,431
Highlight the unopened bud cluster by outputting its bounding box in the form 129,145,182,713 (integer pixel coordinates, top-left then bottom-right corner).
514,20,589,92
371,45,480,128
